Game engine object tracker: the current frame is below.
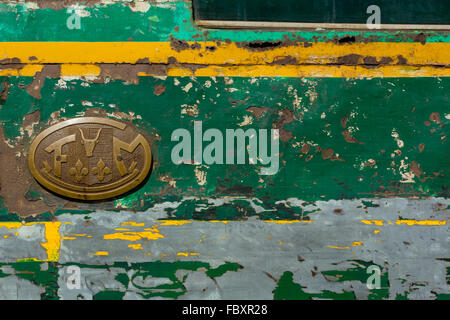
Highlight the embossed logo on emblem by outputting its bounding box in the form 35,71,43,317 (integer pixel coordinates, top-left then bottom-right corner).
28,117,152,200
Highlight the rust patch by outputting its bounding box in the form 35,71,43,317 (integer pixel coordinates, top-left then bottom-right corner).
270,55,298,65
170,36,203,52
429,112,441,124
0,64,26,72
300,143,311,154
410,161,423,177
22,109,41,131
274,108,295,142
342,130,363,144
336,54,394,67
414,33,427,45
321,148,334,160
0,58,21,64
340,116,348,129
363,56,378,64
96,64,167,84
246,106,270,119
419,143,425,153
0,114,57,217
397,55,408,65
337,54,362,65
236,39,298,52
26,64,61,99
0,80,11,105
153,84,166,96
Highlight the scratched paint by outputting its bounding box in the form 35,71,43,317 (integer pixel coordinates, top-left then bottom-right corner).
0,0,449,300
0,197,448,299
0,76,448,217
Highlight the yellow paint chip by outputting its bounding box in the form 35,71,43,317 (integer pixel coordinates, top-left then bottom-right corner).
103,231,164,241
159,220,192,226
121,221,145,227
60,64,101,77
396,219,447,226
361,220,384,226
93,251,109,256
265,220,312,224
40,222,62,262
177,252,200,257
128,243,143,250
328,245,351,250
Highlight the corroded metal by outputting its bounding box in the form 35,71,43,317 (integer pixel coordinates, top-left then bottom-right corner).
28,117,152,200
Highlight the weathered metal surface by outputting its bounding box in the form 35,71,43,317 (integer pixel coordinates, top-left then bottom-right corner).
0,0,448,300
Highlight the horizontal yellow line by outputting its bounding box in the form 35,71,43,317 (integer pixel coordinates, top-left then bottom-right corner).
361,219,448,226
1,64,450,78
0,41,449,66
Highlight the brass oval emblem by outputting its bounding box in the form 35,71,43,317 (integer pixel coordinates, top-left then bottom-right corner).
28,117,152,200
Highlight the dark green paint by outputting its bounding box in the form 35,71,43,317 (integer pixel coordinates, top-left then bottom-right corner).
194,0,450,25
273,271,357,300
0,260,245,300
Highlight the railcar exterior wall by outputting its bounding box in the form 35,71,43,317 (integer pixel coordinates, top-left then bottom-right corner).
0,1,448,300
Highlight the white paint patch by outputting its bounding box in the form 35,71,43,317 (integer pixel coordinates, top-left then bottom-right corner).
195,166,208,186
391,128,405,148
56,79,68,89
129,1,150,13
180,104,199,117
81,101,93,107
182,82,193,92
398,159,415,183
238,115,253,127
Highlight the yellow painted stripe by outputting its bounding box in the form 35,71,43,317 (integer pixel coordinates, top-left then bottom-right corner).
1,42,450,66
1,64,449,78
